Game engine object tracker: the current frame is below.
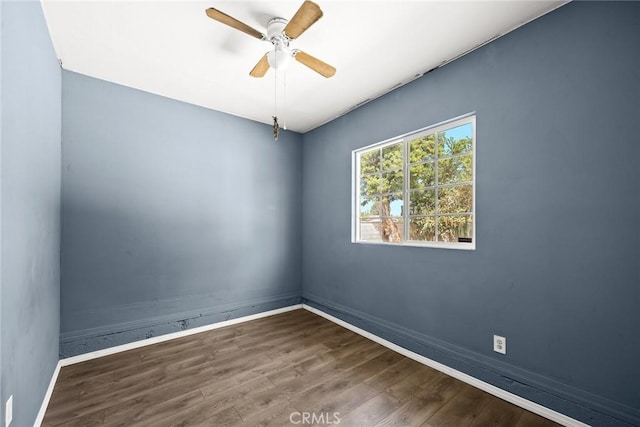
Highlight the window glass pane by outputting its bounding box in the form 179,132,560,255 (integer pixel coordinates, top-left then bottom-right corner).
437,215,473,242
410,163,435,189
382,170,403,193
381,193,403,218
409,134,436,163
409,217,435,241
360,149,380,173
359,217,382,242
409,190,435,215
437,185,472,214
360,174,380,196
438,155,472,185
360,218,404,243
359,196,379,217
380,217,404,243
438,123,473,157
382,143,403,171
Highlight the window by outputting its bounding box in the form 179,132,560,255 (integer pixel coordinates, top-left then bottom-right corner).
353,115,475,249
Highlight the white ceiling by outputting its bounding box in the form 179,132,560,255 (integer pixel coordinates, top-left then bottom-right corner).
42,1,566,133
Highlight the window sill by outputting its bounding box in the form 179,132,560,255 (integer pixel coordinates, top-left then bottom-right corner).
352,240,476,251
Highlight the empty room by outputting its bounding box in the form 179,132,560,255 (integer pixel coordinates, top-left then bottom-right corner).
1,0,639,426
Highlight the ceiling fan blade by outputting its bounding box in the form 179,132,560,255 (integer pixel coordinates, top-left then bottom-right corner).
294,50,336,78
205,8,265,40
283,1,323,40
250,54,270,78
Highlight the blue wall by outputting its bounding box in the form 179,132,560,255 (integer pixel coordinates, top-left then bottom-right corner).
1,2,61,427
302,2,639,426
60,71,303,356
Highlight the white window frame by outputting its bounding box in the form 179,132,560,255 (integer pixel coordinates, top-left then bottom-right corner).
352,113,476,250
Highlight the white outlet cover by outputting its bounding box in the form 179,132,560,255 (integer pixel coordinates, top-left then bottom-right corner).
5,395,13,427
494,335,507,355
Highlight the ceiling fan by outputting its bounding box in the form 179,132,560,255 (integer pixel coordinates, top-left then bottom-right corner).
205,1,336,78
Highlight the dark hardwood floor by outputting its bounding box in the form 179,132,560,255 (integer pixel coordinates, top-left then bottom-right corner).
42,309,561,427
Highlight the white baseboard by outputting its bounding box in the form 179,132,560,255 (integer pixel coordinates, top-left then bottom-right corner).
33,360,62,427
35,303,585,427
60,304,303,367
302,304,587,427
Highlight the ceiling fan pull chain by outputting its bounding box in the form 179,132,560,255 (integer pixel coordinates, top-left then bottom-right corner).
273,68,279,141
274,67,278,118
283,69,287,130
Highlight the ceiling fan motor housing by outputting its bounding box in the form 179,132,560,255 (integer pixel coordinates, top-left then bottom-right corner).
267,17,288,40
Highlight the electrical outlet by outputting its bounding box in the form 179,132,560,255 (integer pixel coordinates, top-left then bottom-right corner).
5,395,13,427
493,335,506,355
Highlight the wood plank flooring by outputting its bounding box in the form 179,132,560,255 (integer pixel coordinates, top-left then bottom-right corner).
43,309,561,427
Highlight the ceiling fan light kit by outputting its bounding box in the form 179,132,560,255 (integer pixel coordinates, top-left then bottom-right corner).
267,48,291,70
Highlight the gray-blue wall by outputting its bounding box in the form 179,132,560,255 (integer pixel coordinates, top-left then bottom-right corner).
302,2,640,426
1,2,61,427
60,71,303,356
